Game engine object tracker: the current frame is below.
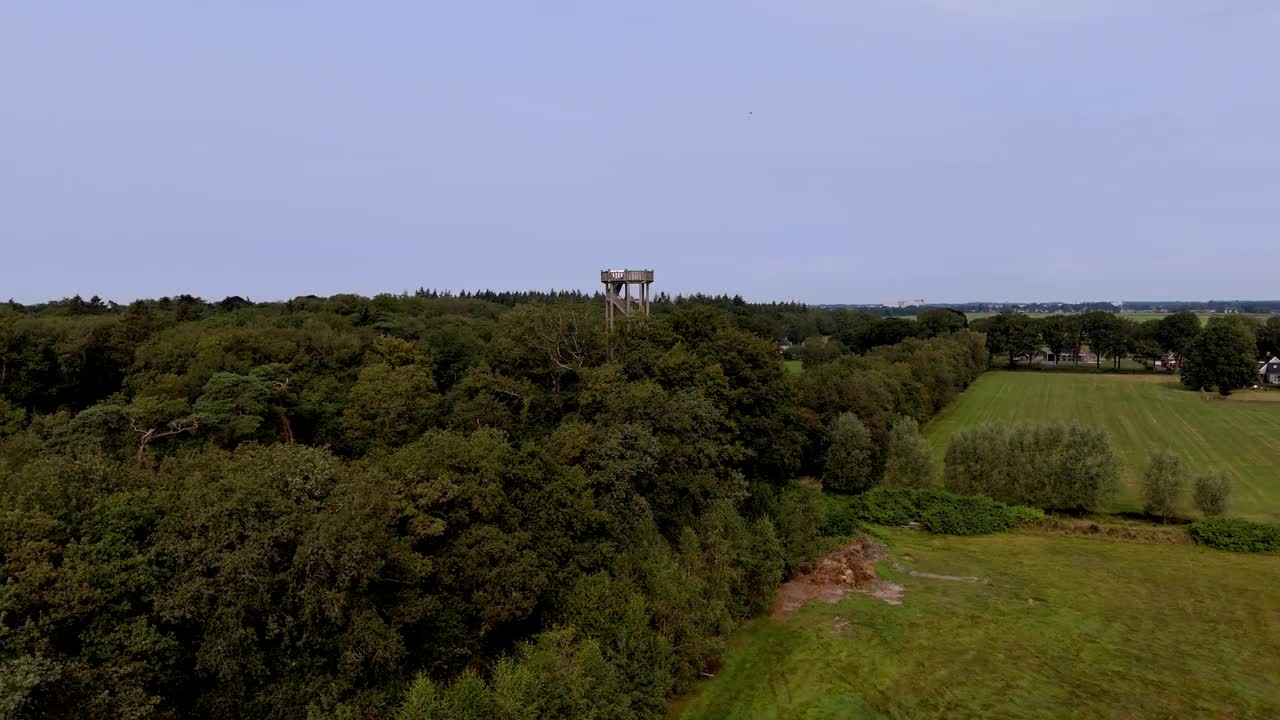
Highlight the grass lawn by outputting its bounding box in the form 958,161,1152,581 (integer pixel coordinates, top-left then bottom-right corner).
670,530,1280,719
784,359,803,376
923,371,1280,521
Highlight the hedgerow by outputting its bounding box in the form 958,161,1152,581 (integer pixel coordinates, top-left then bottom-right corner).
1189,518,1280,554
824,488,1042,536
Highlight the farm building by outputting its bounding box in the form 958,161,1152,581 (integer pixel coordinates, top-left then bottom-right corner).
1043,348,1094,364
1260,356,1280,384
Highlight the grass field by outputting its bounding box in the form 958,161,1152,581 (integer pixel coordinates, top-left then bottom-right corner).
923,372,1280,520
784,359,803,376
671,529,1280,719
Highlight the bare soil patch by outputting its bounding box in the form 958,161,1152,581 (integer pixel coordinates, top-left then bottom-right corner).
772,537,991,616
772,537,883,616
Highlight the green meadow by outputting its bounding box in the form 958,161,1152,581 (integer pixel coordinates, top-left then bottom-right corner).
924,371,1280,521
670,529,1280,720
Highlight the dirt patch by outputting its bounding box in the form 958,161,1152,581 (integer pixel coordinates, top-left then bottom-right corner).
772,538,990,616
772,538,904,616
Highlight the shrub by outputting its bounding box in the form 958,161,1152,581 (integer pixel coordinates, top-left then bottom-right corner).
1189,518,1280,554
1142,449,1186,521
822,413,875,493
1003,504,1046,527
920,495,1019,535
830,487,1040,536
1192,470,1231,518
882,415,936,488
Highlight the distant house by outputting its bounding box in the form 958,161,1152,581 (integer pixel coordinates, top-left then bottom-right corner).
1154,353,1179,371
1259,356,1280,385
776,338,794,354
1044,347,1093,364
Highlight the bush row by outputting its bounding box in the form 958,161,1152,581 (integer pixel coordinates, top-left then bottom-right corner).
1189,518,1280,554
823,488,1042,537
944,423,1119,511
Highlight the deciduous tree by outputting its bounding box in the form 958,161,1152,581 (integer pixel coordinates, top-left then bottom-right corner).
1180,318,1258,395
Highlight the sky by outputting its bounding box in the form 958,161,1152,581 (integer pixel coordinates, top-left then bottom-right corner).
2,1,1278,305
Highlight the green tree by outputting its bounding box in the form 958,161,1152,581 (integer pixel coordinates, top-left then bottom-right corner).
882,415,935,488
944,423,1117,512
397,670,496,720
796,336,844,369
1142,449,1186,521
822,412,875,493
1192,470,1231,518
916,308,967,338
193,371,273,445
1181,318,1258,395
341,362,439,453
1082,311,1123,369
1156,311,1201,366
985,311,1039,368
1038,316,1073,361
1256,316,1280,359
775,479,826,570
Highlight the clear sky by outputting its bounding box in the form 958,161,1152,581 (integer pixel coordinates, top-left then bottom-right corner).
2,1,1278,305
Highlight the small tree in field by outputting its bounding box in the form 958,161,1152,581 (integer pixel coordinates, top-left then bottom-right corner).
1192,470,1231,517
823,412,875,493
1142,449,1186,522
882,415,936,488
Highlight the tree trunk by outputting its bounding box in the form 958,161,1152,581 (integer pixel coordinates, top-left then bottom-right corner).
277,402,294,444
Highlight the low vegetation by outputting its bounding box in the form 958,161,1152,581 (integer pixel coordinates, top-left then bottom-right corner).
672,530,1280,719
824,488,1042,536
1190,518,1280,554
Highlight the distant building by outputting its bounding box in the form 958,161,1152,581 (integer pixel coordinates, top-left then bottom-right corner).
1259,356,1280,385
1042,347,1093,364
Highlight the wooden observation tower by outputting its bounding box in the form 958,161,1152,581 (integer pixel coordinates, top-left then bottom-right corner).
601,269,654,332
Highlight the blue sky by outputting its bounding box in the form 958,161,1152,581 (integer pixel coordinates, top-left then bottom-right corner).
2,1,1277,304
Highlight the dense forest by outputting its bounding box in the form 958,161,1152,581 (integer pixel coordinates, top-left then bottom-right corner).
0,291,987,719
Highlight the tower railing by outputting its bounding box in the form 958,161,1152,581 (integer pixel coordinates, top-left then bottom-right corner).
601,269,654,333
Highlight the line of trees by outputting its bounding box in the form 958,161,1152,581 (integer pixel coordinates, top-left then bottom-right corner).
943,423,1120,512
978,310,1280,395
0,292,988,720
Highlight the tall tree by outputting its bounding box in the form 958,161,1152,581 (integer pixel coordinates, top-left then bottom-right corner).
882,415,936,488
822,412,875,493
1180,318,1258,395
1256,316,1280,359
1037,316,1073,361
1155,311,1201,367
985,311,1039,368
1081,311,1123,369
916,308,967,338
1142,449,1186,522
